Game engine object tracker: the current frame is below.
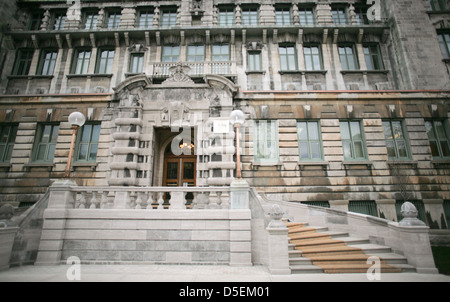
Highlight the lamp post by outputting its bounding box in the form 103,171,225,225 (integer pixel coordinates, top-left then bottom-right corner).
230,110,245,179
64,111,86,179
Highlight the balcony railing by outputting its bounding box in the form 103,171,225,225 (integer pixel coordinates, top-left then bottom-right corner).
152,61,236,77
70,186,231,210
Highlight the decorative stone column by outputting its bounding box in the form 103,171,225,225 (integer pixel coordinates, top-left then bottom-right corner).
266,204,291,275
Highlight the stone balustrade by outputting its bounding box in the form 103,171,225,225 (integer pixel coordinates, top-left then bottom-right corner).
70,186,231,210
153,61,236,77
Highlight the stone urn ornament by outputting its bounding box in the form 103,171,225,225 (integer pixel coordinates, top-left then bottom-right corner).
267,204,286,228
399,201,426,226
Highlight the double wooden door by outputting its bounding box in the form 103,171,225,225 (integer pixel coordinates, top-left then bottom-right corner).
163,156,196,187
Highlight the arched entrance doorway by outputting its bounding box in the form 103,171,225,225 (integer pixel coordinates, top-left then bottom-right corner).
162,139,196,188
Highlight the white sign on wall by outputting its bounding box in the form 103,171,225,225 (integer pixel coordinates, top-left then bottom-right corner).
213,120,230,134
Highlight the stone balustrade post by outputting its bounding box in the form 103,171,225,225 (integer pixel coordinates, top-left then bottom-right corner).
266,204,291,274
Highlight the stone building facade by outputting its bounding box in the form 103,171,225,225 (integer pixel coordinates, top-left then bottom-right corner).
0,0,449,230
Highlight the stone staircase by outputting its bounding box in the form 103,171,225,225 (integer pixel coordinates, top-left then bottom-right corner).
286,222,416,274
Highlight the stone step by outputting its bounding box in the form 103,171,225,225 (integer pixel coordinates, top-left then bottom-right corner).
317,263,403,274
289,264,324,274
289,231,349,241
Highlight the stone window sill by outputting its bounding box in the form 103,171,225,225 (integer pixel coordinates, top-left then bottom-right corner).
23,163,54,172
251,161,283,170
343,160,373,169
297,161,329,171
72,162,97,172
66,74,113,79
341,70,389,75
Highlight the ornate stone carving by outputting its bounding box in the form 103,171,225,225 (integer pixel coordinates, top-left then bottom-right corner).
162,64,195,86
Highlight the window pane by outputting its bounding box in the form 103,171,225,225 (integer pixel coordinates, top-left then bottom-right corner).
340,122,350,140
299,142,309,159
396,140,407,158
350,122,362,140
343,141,353,159
78,144,88,161
308,122,319,140
430,141,440,156
310,142,321,159
354,141,364,158
435,121,447,139
89,144,98,161
441,141,450,157
383,121,393,139
386,140,396,158
425,121,435,139
297,122,307,140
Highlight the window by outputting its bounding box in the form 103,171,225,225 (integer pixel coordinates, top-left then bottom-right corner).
106,10,121,29
212,44,230,61
187,45,205,62
437,31,450,59
254,120,279,163
298,7,315,25
297,121,323,161
96,49,115,74
160,8,177,27
13,49,34,76
32,124,59,163
0,124,18,163
138,9,154,29
247,51,262,71
383,120,410,159
242,6,258,26
340,120,366,160
349,201,378,217
363,44,384,70
72,49,91,74
129,53,144,73
332,7,347,25
425,120,450,158
275,6,291,26
38,50,58,75
354,6,369,25
75,123,100,162
429,0,448,11
218,6,234,26
339,44,359,70
83,11,98,29
29,12,43,30
303,44,323,71
162,45,180,62
53,12,66,30
279,44,297,71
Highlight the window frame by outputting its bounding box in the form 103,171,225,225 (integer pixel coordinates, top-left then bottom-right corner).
254,120,279,163
241,6,259,26
106,10,121,29
32,123,59,163
298,6,315,26
129,52,144,74
137,8,154,29
279,44,298,71
95,48,115,74
297,120,323,162
437,30,450,59
83,10,99,30
218,5,235,26
29,11,43,30
247,51,262,72
340,120,367,160
52,11,67,30
338,44,359,71
13,49,34,76
303,44,323,71
72,48,92,75
160,8,177,28
162,45,180,62
275,5,291,26
187,44,205,62
0,124,18,163
38,49,58,76
212,44,230,61
363,43,384,71
382,120,411,160
74,123,101,163
332,6,348,25
429,0,448,11
425,119,450,159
